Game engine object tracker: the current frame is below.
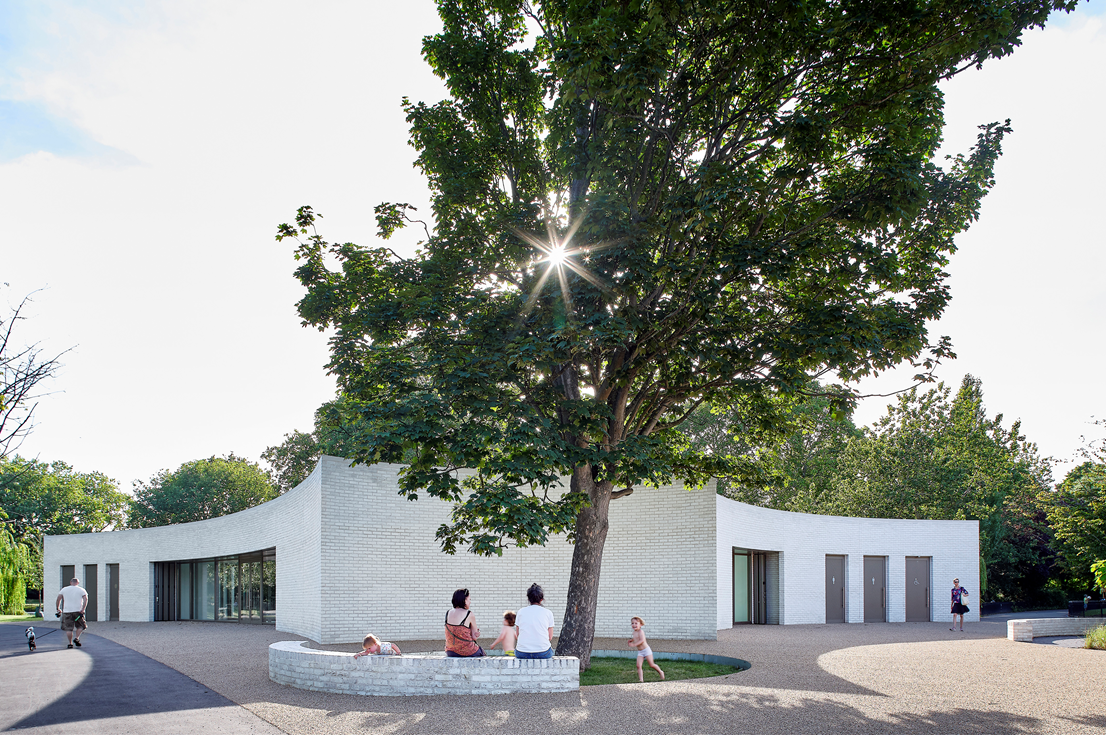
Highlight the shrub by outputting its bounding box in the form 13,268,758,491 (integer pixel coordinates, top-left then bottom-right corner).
1085,625,1106,651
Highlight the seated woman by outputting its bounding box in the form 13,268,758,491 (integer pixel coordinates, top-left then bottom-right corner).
445,588,485,657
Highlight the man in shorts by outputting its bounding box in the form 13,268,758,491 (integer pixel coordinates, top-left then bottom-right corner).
56,577,88,649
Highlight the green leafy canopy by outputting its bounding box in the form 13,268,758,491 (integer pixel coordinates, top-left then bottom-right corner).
280,0,1072,556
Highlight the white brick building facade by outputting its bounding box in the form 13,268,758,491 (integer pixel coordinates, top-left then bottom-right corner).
44,456,978,643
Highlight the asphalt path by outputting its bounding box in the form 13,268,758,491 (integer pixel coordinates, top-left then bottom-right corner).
0,621,282,734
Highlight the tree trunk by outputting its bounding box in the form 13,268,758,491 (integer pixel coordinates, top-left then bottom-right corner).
555,466,612,670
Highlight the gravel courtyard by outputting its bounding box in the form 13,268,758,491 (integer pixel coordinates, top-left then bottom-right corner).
69,612,1104,735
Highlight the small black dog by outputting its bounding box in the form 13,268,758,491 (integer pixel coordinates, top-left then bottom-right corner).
25,626,36,651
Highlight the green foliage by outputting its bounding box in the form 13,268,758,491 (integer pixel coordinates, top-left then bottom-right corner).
682,384,861,510
0,456,128,540
0,527,29,614
1085,624,1106,651
262,396,395,494
262,430,320,495
1093,560,1106,596
279,0,1075,653
0,456,129,590
806,376,1051,602
1040,461,1106,592
281,0,1063,553
128,454,278,528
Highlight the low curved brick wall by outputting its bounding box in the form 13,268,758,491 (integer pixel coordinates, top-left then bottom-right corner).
1007,617,1105,642
269,641,579,695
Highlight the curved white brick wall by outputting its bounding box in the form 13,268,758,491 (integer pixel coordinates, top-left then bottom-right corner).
44,466,324,640
268,641,579,695
716,496,980,627
44,457,980,643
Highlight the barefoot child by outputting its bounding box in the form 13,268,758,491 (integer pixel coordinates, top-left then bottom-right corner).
627,616,664,682
490,610,518,656
353,633,402,658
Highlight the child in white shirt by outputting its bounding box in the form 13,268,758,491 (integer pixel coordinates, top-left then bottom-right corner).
353,633,402,657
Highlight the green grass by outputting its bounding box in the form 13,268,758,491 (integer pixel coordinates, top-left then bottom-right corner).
580,656,744,686
1085,625,1106,650
0,613,38,622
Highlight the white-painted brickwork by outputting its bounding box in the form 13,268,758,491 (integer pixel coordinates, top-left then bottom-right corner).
45,457,977,643
316,457,716,643
1007,617,1105,642
715,494,979,628
44,464,325,641
45,457,716,643
268,641,579,695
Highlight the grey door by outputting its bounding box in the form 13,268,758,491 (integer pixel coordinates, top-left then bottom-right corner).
61,565,75,589
906,557,930,622
108,564,120,621
83,564,98,621
826,555,846,623
752,553,768,624
863,556,886,623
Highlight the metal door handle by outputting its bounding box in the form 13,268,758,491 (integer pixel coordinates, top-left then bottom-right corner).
882,588,885,608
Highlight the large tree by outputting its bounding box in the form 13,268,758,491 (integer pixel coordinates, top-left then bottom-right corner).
128,454,278,528
281,0,1074,665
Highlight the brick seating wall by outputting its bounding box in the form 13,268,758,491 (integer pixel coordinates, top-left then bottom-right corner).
269,641,579,695
1007,617,1106,642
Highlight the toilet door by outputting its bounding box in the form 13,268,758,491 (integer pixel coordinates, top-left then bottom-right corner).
826,556,846,623
906,557,931,622
863,556,886,623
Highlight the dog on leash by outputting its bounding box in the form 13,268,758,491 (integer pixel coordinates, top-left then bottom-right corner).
25,627,36,651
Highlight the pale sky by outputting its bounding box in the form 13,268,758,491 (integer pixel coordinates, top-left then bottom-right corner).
2,0,1104,492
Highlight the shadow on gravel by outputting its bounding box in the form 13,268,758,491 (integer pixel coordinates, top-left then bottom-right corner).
1061,714,1106,729
272,689,1049,735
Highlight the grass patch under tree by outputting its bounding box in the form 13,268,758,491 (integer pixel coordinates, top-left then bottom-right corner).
580,657,744,686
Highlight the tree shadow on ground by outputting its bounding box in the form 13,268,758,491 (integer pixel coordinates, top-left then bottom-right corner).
262,687,1052,735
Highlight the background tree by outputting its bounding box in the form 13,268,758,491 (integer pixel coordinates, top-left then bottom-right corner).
0,456,129,592
262,396,383,493
128,454,278,528
682,385,861,510
0,527,30,614
282,0,1074,664
1040,460,1106,594
1,290,68,461
819,376,1053,602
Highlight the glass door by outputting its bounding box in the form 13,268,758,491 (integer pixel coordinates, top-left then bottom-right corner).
240,553,262,622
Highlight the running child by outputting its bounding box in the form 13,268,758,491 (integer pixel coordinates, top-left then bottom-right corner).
627,616,664,682
353,633,402,657
489,610,518,656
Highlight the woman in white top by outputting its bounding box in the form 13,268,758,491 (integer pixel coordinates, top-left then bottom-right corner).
514,583,555,659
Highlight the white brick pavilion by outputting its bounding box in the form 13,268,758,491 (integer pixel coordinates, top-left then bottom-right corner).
45,456,979,643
